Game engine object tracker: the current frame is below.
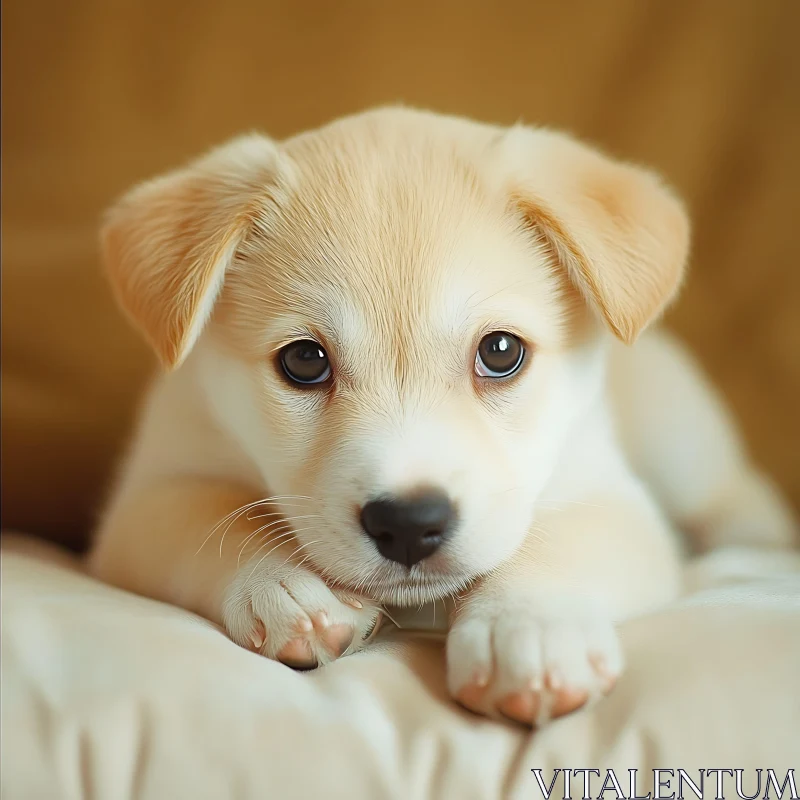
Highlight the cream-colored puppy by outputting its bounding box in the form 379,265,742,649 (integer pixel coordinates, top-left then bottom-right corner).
89,108,796,726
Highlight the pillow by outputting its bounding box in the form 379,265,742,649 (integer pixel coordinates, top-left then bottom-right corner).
3,534,798,799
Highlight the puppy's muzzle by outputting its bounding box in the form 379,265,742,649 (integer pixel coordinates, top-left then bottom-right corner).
360,489,455,567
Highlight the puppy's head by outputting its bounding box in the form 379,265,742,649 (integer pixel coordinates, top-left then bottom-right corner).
103,108,689,604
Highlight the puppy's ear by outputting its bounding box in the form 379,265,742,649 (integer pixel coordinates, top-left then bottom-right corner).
102,135,283,368
504,128,690,343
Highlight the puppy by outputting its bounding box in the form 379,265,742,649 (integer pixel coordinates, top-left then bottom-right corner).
89,108,796,725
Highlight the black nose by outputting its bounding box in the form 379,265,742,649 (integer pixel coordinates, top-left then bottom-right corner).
360,490,455,567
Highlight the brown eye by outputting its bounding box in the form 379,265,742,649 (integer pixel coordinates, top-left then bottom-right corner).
280,340,331,385
475,332,524,378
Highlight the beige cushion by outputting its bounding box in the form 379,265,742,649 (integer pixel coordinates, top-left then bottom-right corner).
3,534,799,798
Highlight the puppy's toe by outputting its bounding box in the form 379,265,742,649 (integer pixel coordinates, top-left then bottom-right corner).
447,597,624,727
549,686,590,718
454,675,490,714
497,690,540,725
323,623,354,657
278,637,317,669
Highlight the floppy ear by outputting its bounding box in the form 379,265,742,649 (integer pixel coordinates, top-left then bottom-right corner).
102,134,283,369
504,128,690,344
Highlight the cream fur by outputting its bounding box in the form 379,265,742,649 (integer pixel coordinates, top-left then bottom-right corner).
89,108,797,726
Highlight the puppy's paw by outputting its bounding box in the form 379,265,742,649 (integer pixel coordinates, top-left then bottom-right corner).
447,594,622,726
222,558,382,668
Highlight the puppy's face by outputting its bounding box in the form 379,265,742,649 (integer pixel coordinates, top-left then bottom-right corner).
211,152,594,603
103,109,689,605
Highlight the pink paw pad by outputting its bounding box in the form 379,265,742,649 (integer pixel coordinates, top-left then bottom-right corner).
324,624,354,657
550,686,590,717
310,610,354,657
277,638,316,669
497,690,540,724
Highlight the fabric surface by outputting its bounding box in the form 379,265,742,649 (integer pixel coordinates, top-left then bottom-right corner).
2,0,799,548
3,534,799,800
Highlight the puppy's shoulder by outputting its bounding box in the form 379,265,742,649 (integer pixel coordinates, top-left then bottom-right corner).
115,352,259,492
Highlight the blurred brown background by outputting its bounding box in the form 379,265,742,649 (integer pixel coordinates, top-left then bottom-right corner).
2,0,799,549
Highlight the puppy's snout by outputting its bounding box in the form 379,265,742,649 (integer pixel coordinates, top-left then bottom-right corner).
360,490,455,567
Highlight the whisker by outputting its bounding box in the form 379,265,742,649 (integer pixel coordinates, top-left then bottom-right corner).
278,539,321,571
236,514,322,557
292,553,313,573
243,523,325,573
240,520,322,562
195,495,317,557
380,607,403,630
246,506,318,521
220,505,311,557
237,523,288,558
196,499,269,556
240,530,297,566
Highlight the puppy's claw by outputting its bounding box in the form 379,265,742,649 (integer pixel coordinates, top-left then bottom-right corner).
295,617,313,634
545,670,563,692
589,652,618,693
249,621,266,651
600,673,617,694
363,611,384,642
311,611,330,631
473,669,490,688
589,652,607,673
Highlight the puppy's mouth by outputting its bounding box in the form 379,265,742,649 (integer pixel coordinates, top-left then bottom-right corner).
330,563,476,607
281,511,481,605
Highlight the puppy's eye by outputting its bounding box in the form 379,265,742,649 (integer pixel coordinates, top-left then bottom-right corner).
475,332,525,378
280,340,331,385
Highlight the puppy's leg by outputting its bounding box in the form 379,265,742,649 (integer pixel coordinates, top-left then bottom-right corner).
447,455,680,726
609,330,798,551
89,478,381,667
